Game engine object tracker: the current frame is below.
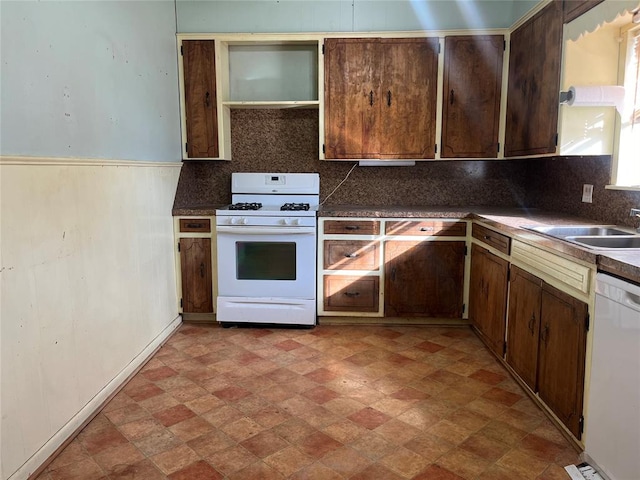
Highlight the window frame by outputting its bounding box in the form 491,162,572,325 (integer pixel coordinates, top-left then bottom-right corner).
609,22,640,191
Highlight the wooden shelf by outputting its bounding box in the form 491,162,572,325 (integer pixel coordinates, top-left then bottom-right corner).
222,100,319,109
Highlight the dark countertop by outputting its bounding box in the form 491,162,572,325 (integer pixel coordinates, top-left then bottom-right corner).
172,204,226,216
173,204,640,284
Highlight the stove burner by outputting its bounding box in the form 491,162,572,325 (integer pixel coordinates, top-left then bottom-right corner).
229,202,262,211
281,203,310,211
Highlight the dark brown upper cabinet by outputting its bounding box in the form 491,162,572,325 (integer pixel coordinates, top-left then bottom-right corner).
563,0,605,23
324,37,439,160
182,40,219,159
441,35,504,158
504,1,563,157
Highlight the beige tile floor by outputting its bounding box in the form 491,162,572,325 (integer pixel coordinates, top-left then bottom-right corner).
35,324,581,479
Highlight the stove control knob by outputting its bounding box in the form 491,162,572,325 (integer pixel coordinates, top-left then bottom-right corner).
241,217,249,225
291,218,301,225
281,218,290,226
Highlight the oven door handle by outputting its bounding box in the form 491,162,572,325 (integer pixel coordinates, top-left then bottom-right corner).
216,226,316,235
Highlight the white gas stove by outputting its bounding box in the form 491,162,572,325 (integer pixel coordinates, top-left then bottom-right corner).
215,173,319,326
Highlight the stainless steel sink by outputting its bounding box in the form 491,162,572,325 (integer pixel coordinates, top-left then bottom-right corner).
565,236,640,249
526,225,632,238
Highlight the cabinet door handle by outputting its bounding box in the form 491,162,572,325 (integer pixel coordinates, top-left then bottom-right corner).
200,262,205,278
369,90,374,106
345,225,360,231
541,323,550,346
420,227,434,232
387,90,392,106
344,253,359,258
186,223,203,229
205,91,210,107
344,291,360,297
450,89,455,105
528,313,536,335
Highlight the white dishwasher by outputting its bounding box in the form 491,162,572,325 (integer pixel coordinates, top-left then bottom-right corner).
585,273,640,480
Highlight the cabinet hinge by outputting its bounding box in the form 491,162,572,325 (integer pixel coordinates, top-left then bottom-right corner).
503,40,506,51
438,43,441,54
177,242,181,252
180,45,183,55
464,245,468,256
180,298,183,308
462,303,466,314
322,144,325,154
585,313,590,331
579,415,584,435
322,44,325,54
497,142,500,153
435,144,438,154
554,133,559,146
185,142,188,153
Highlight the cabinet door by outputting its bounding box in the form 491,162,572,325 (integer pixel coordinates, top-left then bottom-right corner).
538,283,588,439
505,1,562,157
384,241,465,317
324,38,381,159
182,40,219,158
441,36,504,158
563,0,604,23
469,245,509,357
379,38,439,159
506,266,542,390
180,237,213,313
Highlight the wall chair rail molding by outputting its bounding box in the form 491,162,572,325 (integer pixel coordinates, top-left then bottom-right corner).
0,156,183,167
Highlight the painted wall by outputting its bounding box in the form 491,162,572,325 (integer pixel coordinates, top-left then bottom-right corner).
176,0,539,33
0,2,183,479
0,1,181,161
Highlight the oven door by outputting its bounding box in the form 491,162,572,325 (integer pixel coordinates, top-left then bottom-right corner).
216,226,316,299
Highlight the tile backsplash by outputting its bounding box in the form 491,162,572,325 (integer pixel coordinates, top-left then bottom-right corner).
173,109,640,228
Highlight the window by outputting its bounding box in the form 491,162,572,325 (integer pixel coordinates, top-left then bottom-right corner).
612,24,640,189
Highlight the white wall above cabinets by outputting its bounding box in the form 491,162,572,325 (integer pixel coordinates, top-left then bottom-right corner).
175,0,539,34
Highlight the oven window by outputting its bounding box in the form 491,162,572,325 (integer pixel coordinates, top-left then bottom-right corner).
236,242,296,280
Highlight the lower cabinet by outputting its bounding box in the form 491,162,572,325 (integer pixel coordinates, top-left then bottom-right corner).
180,237,214,313
318,218,467,318
506,265,588,439
175,217,215,320
468,244,509,357
384,240,465,317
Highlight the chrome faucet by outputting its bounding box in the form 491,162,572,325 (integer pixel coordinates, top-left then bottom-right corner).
632,208,640,233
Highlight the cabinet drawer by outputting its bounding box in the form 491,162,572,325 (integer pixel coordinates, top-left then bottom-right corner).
323,275,380,312
179,218,211,233
386,220,467,237
472,223,511,254
324,220,380,235
511,240,591,295
324,240,380,271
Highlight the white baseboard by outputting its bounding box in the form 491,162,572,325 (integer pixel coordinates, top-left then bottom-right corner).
9,316,182,480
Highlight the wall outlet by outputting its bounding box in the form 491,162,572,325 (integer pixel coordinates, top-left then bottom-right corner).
582,184,594,203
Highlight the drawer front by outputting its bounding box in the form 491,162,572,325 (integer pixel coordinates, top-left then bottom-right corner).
324,240,380,271
386,220,467,237
511,240,591,295
323,275,380,312
179,218,211,233
472,223,511,254
324,220,380,235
